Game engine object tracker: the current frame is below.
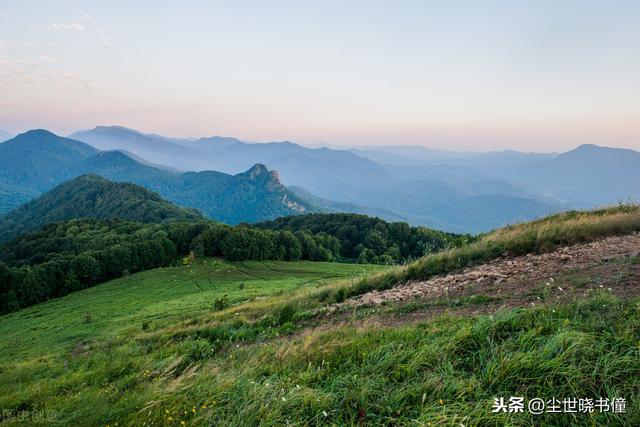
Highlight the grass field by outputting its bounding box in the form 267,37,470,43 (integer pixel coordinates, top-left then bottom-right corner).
0,260,387,362
1,207,639,426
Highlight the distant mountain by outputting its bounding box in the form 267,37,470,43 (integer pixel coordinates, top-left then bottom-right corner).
0,129,97,192
70,126,210,171
483,144,640,206
351,145,478,166
0,130,12,142
71,126,392,199
67,126,566,232
288,186,410,223
0,131,315,224
0,174,203,242
0,129,98,214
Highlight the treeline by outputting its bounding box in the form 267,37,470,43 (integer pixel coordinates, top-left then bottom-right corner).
0,214,470,314
255,213,472,264
0,219,341,314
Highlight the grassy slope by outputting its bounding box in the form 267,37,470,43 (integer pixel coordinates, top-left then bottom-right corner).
0,260,385,362
0,206,639,426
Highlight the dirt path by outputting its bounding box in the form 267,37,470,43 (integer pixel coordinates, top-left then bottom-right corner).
346,233,640,309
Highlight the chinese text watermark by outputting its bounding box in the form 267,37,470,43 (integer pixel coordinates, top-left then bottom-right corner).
492,397,626,415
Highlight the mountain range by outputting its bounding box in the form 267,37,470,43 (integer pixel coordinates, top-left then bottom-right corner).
1,126,637,233
0,130,313,225
69,126,583,232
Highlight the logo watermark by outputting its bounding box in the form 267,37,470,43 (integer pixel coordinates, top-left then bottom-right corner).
1,409,58,423
491,397,626,414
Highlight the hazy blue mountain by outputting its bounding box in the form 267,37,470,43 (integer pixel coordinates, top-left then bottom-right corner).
71,126,393,203
65,126,566,232
0,130,12,142
0,131,315,224
287,186,411,223
351,145,478,166
0,174,203,242
481,144,640,206
70,126,212,171
0,129,97,197
64,125,639,231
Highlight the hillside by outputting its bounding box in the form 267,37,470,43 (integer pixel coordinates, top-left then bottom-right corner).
0,174,203,242
0,131,316,223
0,207,638,425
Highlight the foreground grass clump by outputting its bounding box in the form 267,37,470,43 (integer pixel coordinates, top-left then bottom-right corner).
329,204,640,302
3,292,636,426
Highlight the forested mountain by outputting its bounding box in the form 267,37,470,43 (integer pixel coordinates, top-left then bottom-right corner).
0,174,203,242
0,130,314,223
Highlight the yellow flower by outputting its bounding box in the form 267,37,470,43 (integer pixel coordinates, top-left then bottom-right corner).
439,399,444,405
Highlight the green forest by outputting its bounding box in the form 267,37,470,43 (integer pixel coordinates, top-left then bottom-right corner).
255,213,471,263
0,212,463,314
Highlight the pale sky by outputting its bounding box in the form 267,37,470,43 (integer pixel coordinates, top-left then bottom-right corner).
1,0,639,151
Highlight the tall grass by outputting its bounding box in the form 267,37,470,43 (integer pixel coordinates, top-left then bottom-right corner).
126,294,640,426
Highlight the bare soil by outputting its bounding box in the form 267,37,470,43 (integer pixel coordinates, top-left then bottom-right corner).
327,233,640,328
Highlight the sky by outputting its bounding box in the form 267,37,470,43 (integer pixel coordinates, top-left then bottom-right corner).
1,0,639,151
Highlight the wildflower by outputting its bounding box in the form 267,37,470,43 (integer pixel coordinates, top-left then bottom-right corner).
558,286,563,291
322,410,328,417
439,399,444,405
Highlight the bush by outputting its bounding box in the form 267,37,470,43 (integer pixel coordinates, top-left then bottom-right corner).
212,295,230,311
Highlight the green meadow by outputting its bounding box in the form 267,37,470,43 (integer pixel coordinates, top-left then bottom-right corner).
0,260,386,362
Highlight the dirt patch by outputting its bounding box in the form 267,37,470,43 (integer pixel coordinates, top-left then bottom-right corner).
339,233,640,323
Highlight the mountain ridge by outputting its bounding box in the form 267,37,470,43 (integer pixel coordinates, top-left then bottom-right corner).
0,131,317,224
